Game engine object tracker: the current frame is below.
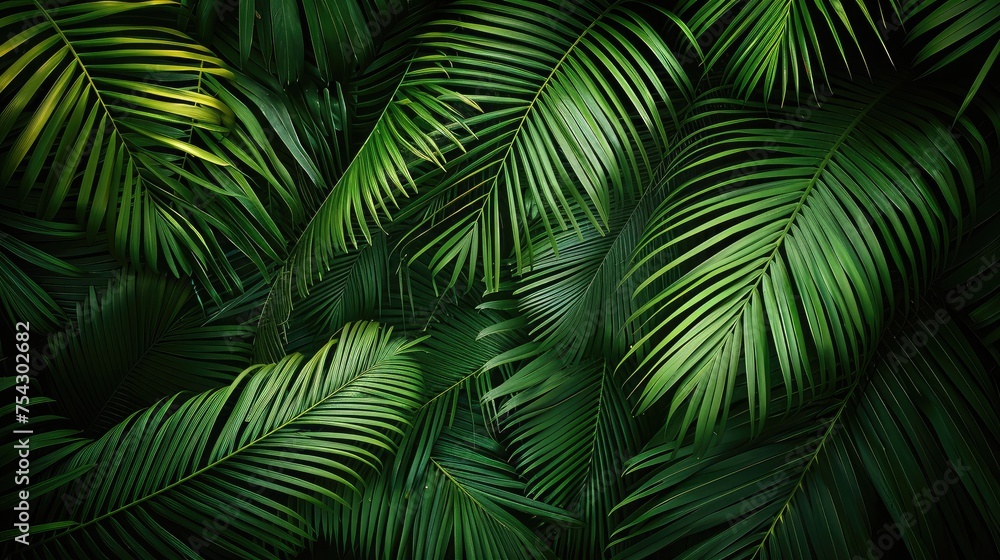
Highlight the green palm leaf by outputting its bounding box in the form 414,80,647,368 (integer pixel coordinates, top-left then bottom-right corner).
625,78,985,452
0,378,91,514
250,33,473,361
415,398,576,560
484,351,641,558
44,270,253,435
935,173,1000,352
12,321,423,559
306,306,566,560
189,0,414,84
611,304,1000,560
390,0,694,291
676,0,895,102
262,233,389,361
0,0,295,297
903,0,1000,117
0,210,124,331
512,187,672,364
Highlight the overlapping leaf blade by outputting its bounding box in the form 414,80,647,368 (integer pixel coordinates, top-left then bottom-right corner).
15,322,423,559
612,306,1000,560
0,0,297,300
391,0,694,291
624,79,982,451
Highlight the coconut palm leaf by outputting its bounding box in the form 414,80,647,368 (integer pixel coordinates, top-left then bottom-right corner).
935,174,1000,354
44,270,254,436
675,0,896,102
267,233,389,360
623,78,987,452
484,351,641,558
249,32,474,361
511,186,672,364
0,0,296,299
385,0,694,292
0,230,74,332
0,210,123,331
187,0,416,84
0,378,91,514
611,303,1000,560
303,305,564,560
9,321,423,559
413,397,578,560
903,0,1000,117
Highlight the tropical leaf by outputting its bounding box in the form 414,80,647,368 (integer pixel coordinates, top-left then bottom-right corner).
390,0,694,291
10,321,423,559
44,270,254,435
267,233,389,360
0,210,122,332
0,0,296,299
903,0,1000,117
250,35,474,361
304,306,551,559
676,0,896,102
188,0,416,84
624,78,984,452
611,304,1000,559
411,397,577,560
512,187,673,364
0,378,90,514
484,352,641,559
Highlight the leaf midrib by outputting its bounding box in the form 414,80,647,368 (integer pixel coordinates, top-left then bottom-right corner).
32,1,140,183
35,347,393,546
464,1,621,229
676,84,894,403
748,359,868,559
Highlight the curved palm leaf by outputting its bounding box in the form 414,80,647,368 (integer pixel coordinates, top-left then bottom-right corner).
676,0,895,102
305,306,566,560
903,0,1000,117
0,210,122,332
413,398,577,560
512,187,672,364
484,351,641,559
0,229,74,332
0,0,295,296
250,35,474,361
624,78,985,452
44,270,253,435
0,378,90,514
188,0,416,84
936,172,1000,353
13,321,422,559
263,233,389,361
390,0,694,291
611,303,1000,559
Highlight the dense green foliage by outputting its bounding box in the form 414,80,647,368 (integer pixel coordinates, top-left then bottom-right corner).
1,0,999,558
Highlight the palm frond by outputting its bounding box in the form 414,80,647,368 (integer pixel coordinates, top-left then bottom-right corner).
611,305,1000,559
306,306,544,559
0,378,90,514
390,0,694,291
512,187,672,364
14,321,422,559
250,37,474,360
484,351,641,558
188,0,416,84
624,78,985,452
44,270,253,435
265,233,389,360
0,0,295,300
676,0,895,102
0,210,122,331
903,0,1000,117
